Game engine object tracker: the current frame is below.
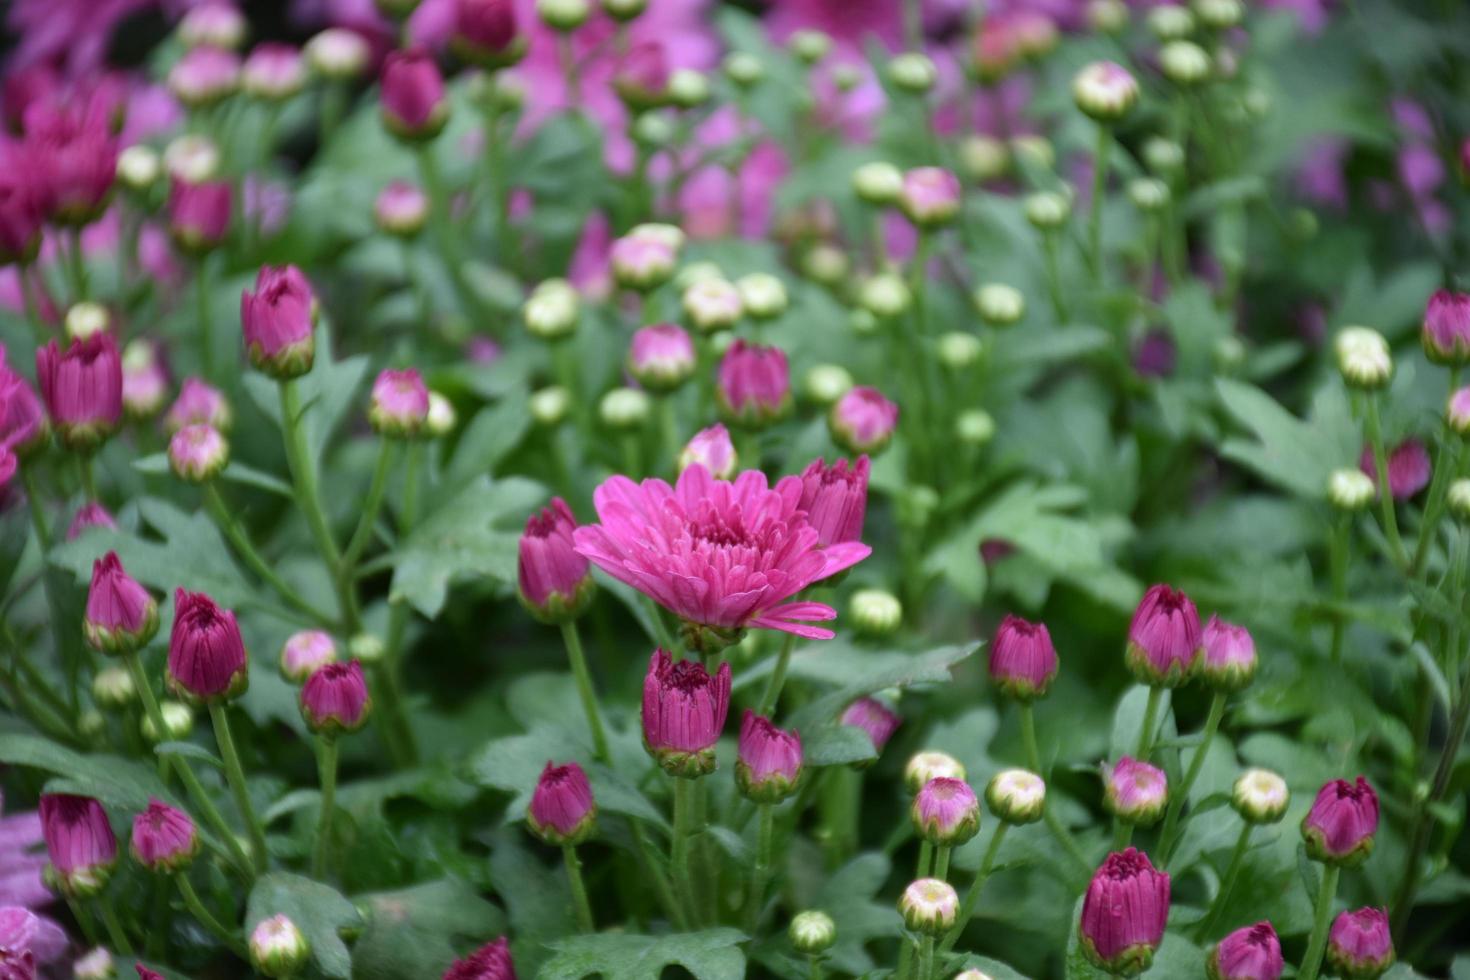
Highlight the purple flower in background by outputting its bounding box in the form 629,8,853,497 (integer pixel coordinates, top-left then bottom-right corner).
1359,439,1431,500
840,697,900,755
1422,289,1470,366
35,334,123,451
380,47,449,140
1294,137,1349,210
1132,329,1178,379
1,794,67,966
167,178,232,254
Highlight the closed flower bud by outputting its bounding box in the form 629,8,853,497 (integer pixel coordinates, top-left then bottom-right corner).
803,243,849,285
642,649,731,778
974,283,1025,326
682,278,743,333
530,386,570,426
537,0,589,30
888,52,937,94
279,630,337,683
899,167,961,227
165,378,231,434
1422,290,1470,366
305,29,371,81
1144,137,1186,174
92,665,136,710
369,368,430,438
1126,584,1202,687
599,387,650,430
851,588,902,637
1208,921,1283,980
249,915,310,979
899,878,958,935
122,340,169,420
960,135,1009,182
904,751,965,793
1128,177,1170,212
168,178,231,254
678,424,737,479
301,660,371,735
168,46,241,108
603,0,648,21
723,51,764,89
1328,468,1375,511
717,341,791,429
1195,0,1244,29
452,0,526,69
987,768,1046,825
130,799,200,873
667,69,710,109
65,302,110,342
956,409,996,447
348,632,385,665
1335,327,1392,389
168,423,229,483
374,181,429,237
1079,848,1170,976
1160,40,1211,85
737,273,788,321
523,278,580,340
1446,387,1470,437
990,615,1058,701
381,48,448,142
241,264,315,379
1201,615,1256,692
789,910,836,954
442,938,517,979
1360,439,1431,501
840,696,900,756
178,2,246,48
1011,134,1055,171
737,710,804,803
1148,4,1196,39
1449,478,1470,522
804,364,853,406
859,273,912,319
39,794,117,897
164,134,221,183
1104,757,1168,826
1088,0,1129,33
1073,61,1139,122
938,332,983,370
1302,776,1378,867
829,386,898,456
167,589,249,704
610,233,677,292
426,392,456,436
243,44,307,101
528,761,597,845
141,701,194,743
36,334,123,451
912,776,981,845
850,309,879,336
518,498,594,623
85,552,159,655
613,41,671,110
73,947,115,979
1326,907,1394,980
853,161,903,205
1024,191,1071,230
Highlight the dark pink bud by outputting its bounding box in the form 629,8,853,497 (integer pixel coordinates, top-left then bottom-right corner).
166,589,249,703
442,938,517,980
242,44,306,101
1326,907,1393,979
167,46,242,107
1208,921,1283,980
241,264,316,379
1201,615,1256,692
0,167,44,265
628,323,696,391
38,794,117,897
898,167,962,227
165,377,232,434
989,614,1058,701
641,648,731,777
613,41,670,110
829,388,899,456
1079,848,1170,975
84,552,159,655
911,776,981,845
517,498,593,623
0,355,47,456
1359,439,1431,501
1103,757,1168,825
1301,776,1378,866
840,696,900,756
716,340,791,429
35,334,123,451
1133,329,1178,378
300,660,372,735
1422,289,1470,366
1126,584,1203,687
380,48,448,142
136,966,164,980
736,710,803,803
368,368,430,437
129,798,200,872
21,105,117,226
67,501,118,540
797,457,870,548
452,0,524,68
168,178,232,254
526,761,597,845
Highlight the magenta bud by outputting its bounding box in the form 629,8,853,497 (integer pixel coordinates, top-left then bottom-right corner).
1125,583,1203,687
1359,440,1431,501
989,614,1058,701
1421,289,1470,367
280,630,338,683
797,456,870,548
22,105,118,226
166,589,249,704
165,377,232,434
1079,848,1170,977
517,498,594,623
167,46,241,107
137,966,165,980
0,168,46,265
300,660,371,735
911,776,981,845
375,180,429,237
84,551,159,655
678,424,737,479
167,178,232,254
67,501,119,540
452,0,526,68
35,334,123,452
609,234,676,292
628,323,696,392
380,48,449,142
1207,921,1283,980
716,340,792,430
129,798,200,873
1201,615,1256,692
613,41,671,110
168,423,229,483
369,368,430,438
122,340,169,419
39,794,117,897
0,357,47,457
1326,907,1394,980
1448,386,1470,438
641,648,731,778
898,166,962,227
242,43,306,101
1301,776,1379,867
1103,757,1168,826
736,710,803,803
442,937,517,980
828,387,898,456
840,697,900,759
241,265,316,379
527,761,597,846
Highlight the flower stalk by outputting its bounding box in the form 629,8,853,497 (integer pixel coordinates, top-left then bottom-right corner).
208,702,268,874
1298,864,1341,980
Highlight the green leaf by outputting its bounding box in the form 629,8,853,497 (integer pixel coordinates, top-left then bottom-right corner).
1215,379,1357,499
154,741,225,770
246,872,363,979
486,828,573,974
801,724,878,767
440,390,532,495
809,853,894,976
0,733,173,810
133,454,295,499
786,643,979,732
1109,687,1173,765
351,879,505,980
539,928,747,980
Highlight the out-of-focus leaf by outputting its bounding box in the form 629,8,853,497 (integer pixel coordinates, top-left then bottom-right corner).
246,872,363,979
0,734,174,810
352,879,505,980
539,929,747,980
1215,379,1356,498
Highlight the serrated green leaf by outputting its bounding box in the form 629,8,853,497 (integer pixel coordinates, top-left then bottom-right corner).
246,872,362,979
539,928,747,980
787,643,978,732
0,733,174,810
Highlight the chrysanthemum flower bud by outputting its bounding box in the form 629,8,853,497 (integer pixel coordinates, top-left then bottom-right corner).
179,3,247,48
661,69,709,110
1011,11,1058,58
140,701,194,744
642,649,731,778
518,498,594,623
305,28,371,81
1207,921,1283,980
1012,134,1056,171
537,0,590,30
117,145,161,192
39,794,117,898
1128,178,1170,213
789,910,836,954
443,938,517,979
990,615,1058,701
829,386,898,456
1302,776,1378,866
164,134,221,183
859,273,912,319
737,710,804,803
790,29,831,65
451,0,526,70
243,44,307,101
35,334,123,452
1148,4,1196,39
85,552,159,655
164,378,230,435
167,589,249,704
613,41,671,111
1335,326,1392,390
168,46,241,108
1328,468,1375,511
1087,0,1129,33
888,52,937,94
93,665,136,710
1160,40,1211,85
973,283,1025,326
1104,757,1168,826
599,387,650,431
1024,191,1071,230
424,392,456,437
1195,0,1244,29
241,265,316,380
1421,290,1470,366
678,424,737,479
300,660,371,736
803,243,849,285
527,761,597,845
130,799,200,873
987,768,1046,825
1126,583,1203,687
959,135,1009,183
1143,137,1185,176
610,233,677,293
722,52,764,89
342,634,382,668
78,708,106,738
168,423,229,483
530,386,570,426
856,162,906,205
1360,439,1431,500
956,410,996,447
1444,386,1470,438
122,341,169,420
912,776,981,845
1326,907,1394,980
1201,615,1256,692
851,589,902,637
380,48,449,142
840,697,900,756
938,332,983,370
899,167,961,228
73,946,115,979
168,177,232,254
737,273,788,321
61,303,108,343
1080,848,1170,975
249,914,310,979
280,630,337,684
899,878,959,935
717,341,791,429
375,181,429,238
803,364,853,406
682,278,743,333
1449,479,1470,522
904,751,965,794
522,278,580,340
369,368,430,438
1073,61,1139,122
602,0,648,21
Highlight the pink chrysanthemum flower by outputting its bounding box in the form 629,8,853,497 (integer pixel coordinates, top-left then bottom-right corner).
573,464,870,648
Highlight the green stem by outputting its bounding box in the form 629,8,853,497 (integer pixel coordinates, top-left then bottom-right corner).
1019,703,1091,878
342,441,396,568
1364,395,1407,570
1111,820,1133,851
1195,823,1251,941
97,894,133,956
1041,231,1068,322
672,777,698,923
1298,864,1340,980
756,632,797,716
932,845,951,882
20,465,51,552
940,823,1008,954
312,735,339,879
1135,686,1163,759
1411,440,1459,577
1158,691,1227,863
1088,124,1112,283
1328,516,1350,663
279,380,354,625
319,82,346,149
808,955,824,980
414,145,480,321
629,817,686,929
559,620,610,763
177,873,246,956
66,228,88,303
79,456,99,502
746,804,776,933
564,845,595,932
919,936,936,980
196,257,215,382
203,483,335,625
916,839,934,879
659,396,680,472
1392,683,1470,936
207,703,268,874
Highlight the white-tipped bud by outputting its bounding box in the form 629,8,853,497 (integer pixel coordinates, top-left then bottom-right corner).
1024,190,1072,230
667,69,710,109
1072,61,1139,122
73,946,116,980
1128,178,1171,213
1011,135,1055,172
960,136,1009,182
426,392,457,437
955,409,996,447
305,28,371,80
682,278,744,333
117,145,161,192
1449,479,1470,521
530,386,570,426
65,302,111,342
938,331,984,370
801,243,849,285
537,0,590,30
789,910,836,954
1144,137,1186,175
888,52,937,94
899,879,959,935
859,273,912,319
250,914,310,979
1327,468,1375,512
986,768,1046,824
904,751,965,793
524,279,581,340
1194,0,1243,29
92,666,137,711
141,701,195,744
599,387,650,430
790,30,832,65
1087,0,1129,33
164,134,221,183
851,588,903,637
738,273,788,320
1159,40,1211,85
723,51,764,89
974,283,1026,326
1231,768,1289,824
803,364,854,406
1147,4,1196,39
1334,326,1392,390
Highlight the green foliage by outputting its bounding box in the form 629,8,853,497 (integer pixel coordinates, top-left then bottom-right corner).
245,873,363,979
